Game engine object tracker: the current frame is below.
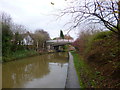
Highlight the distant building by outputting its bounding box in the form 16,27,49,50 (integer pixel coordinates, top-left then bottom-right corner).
53,34,74,40
64,35,74,40
10,32,35,50
21,32,34,45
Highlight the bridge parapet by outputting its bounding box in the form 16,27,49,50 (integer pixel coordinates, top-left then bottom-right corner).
46,39,74,43
46,39,74,51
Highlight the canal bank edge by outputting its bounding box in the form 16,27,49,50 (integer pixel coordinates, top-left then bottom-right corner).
2,50,57,63
65,52,80,88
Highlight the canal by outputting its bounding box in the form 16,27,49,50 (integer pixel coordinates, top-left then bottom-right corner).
2,52,68,88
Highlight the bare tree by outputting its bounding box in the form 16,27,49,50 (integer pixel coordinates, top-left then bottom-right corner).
60,0,120,37
34,29,50,50
0,12,12,26
11,24,26,34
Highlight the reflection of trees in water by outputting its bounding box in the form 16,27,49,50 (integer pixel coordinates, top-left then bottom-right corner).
2,56,50,88
2,52,68,88
47,52,68,64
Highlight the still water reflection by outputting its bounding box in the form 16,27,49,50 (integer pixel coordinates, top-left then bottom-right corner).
2,52,68,88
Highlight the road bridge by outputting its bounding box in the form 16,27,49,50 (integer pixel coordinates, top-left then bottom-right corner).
46,39,74,52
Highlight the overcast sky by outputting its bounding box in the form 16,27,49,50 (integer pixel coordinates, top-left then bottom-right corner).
0,0,79,39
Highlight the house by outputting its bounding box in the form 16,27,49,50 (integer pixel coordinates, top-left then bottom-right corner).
21,32,49,50
21,32,34,45
11,31,50,50
53,34,74,42
54,34,74,40
20,32,35,50
64,35,74,40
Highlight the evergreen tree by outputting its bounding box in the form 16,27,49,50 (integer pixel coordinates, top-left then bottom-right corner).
60,30,64,39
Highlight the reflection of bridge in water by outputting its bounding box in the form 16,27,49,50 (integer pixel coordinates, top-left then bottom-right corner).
46,39,74,52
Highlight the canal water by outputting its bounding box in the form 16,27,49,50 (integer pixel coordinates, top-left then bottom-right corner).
2,52,68,88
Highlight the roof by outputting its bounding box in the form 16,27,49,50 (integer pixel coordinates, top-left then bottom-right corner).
54,34,74,40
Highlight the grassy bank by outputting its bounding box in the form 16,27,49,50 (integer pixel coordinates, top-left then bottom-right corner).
2,50,38,62
73,30,120,88
71,51,104,88
71,51,85,88
85,32,120,88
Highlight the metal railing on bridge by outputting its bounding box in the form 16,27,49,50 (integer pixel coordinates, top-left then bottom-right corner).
46,39,74,46
46,39,74,43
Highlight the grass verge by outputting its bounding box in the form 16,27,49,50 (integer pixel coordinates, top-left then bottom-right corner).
71,51,104,88
71,51,85,88
2,50,38,62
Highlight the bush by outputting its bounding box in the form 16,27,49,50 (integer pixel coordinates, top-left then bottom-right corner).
73,30,92,54
92,31,112,41
85,31,113,54
2,50,38,62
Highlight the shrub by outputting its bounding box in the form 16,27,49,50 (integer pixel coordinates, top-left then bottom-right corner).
85,31,113,54
92,31,112,41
